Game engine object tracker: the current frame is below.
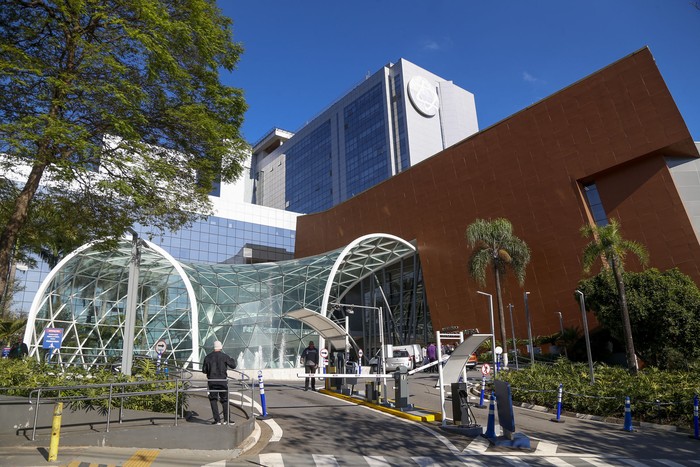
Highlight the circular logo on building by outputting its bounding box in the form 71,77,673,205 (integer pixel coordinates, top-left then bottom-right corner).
407,76,440,117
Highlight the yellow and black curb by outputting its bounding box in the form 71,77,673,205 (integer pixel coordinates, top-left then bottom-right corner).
319,389,442,422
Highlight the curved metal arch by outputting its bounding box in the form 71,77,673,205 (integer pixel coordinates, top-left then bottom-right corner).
24,241,96,352
319,233,416,319
24,236,199,363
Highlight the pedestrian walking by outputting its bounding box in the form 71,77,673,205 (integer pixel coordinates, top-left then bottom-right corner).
301,341,319,391
202,340,237,425
427,342,437,372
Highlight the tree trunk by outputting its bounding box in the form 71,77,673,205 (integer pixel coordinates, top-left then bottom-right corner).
611,257,638,375
0,161,49,319
494,266,508,356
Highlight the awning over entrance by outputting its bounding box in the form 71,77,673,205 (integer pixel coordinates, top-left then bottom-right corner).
285,308,358,351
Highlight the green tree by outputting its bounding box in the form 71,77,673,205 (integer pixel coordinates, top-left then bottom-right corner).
0,0,248,319
578,268,700,370
580,218,648,375
0,316,26,344
466,218,531,358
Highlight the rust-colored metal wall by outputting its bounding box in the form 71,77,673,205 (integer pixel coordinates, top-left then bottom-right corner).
294,48,700,339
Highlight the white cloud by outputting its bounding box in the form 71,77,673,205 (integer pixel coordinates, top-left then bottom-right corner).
422,40,440,51
523,71,545,84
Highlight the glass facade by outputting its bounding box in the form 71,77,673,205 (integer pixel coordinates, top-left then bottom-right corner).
24,234,418,370
344,82,389,198
140,215,295,265
285,120,333,213
8,214,296,318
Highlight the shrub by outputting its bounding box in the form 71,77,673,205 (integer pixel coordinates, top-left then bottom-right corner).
499,361,700,428
0,357,186,415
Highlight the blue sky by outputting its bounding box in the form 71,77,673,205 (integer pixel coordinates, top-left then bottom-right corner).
218,1,700,145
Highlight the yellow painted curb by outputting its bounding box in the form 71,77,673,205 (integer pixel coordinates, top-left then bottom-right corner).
319,389,441,422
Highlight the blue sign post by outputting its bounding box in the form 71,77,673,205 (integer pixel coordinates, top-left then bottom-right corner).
42,328,64,362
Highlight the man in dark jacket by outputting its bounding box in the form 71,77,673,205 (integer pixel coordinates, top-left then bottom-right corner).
202,340,237,425
301,341,319,391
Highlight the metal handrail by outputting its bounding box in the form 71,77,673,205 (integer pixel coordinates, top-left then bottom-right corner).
27,377,189,440
21,369,253,440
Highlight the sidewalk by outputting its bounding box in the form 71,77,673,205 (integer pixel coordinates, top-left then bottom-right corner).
0,391,256,467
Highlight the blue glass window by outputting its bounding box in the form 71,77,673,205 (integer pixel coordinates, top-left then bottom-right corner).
285,120,333,213
344,83,389,198
583,183,609,226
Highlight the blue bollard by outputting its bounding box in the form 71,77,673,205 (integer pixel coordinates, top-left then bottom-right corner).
623,396,633,432
258,370,270,419
551,383,564,423
479,375,486,408
484,392,497,438
692,394,699,440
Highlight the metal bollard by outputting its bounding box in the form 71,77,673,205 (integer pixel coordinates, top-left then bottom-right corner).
48,402,63,461
257,371,270,419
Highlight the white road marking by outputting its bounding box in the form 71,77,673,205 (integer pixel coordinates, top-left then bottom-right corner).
462,436,490,454
262,417,283,442
258,452,284,467
364,455,392,466
312,454,339,466
534,440,559,455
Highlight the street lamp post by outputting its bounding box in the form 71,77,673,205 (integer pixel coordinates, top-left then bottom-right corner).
524,291,534,366
575,290,595,384
477,291,497,377
509,303,519,370
556,311,568,358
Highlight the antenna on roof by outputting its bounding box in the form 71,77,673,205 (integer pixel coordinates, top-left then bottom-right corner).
365,70,370,80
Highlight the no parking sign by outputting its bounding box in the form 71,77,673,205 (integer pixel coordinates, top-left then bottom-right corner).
155,339,167,355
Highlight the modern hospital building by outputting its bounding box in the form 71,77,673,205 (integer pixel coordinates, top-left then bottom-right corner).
18,48,700,372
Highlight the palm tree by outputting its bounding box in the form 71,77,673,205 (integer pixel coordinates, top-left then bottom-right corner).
580,218,648,375
466,218,531,359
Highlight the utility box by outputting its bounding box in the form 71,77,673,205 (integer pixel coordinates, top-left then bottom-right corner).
451,382,468,424
365,381,378,403
393,366,410,409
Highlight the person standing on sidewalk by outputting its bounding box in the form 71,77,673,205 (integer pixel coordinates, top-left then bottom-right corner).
427,342,437,372
301,341,319,391
202,340,237,425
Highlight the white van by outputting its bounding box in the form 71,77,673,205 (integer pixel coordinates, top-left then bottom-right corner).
369,344,423,372
392,344,423,370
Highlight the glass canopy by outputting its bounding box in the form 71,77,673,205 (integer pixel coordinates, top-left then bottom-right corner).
24,233,416,369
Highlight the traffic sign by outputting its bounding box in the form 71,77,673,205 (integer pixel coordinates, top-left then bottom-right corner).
481,363,491,376
42,328,63,350
155,339,167,355
358,349,363,358
320,348,329,358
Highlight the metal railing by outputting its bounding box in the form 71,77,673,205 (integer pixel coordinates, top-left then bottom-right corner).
10,365,254,440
